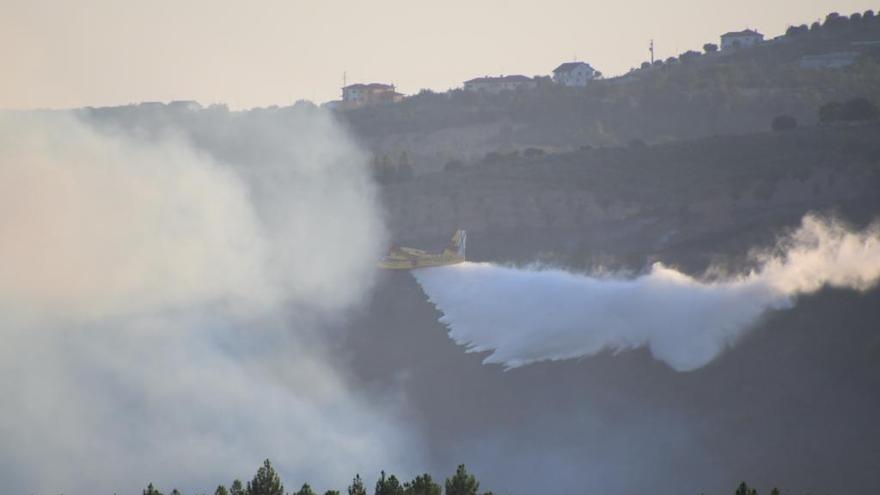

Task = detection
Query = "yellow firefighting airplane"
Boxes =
[379,230,467,270]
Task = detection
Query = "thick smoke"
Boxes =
[0,111,420,494]
[414,216,880,372]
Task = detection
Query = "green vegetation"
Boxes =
[139,462,800,495]
[341,8,880,173]
[141,460,498,495]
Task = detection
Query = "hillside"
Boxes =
[381,122,880,271]
[342,10,880,173]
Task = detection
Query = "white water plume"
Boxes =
[414,216,880,372]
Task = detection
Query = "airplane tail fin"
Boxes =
[446,229,466,258]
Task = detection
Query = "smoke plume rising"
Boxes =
[0,110,420,494]
[414,216,880,371]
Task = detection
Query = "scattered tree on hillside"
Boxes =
[444,465,479,495]
[824,12,847,29]
[215,485,230,495]
[247,459,284,495]
[324,491,341,495]
[347,474,367,495]
[680,50,701,62]
[641,61,651,69]
[403,474,441,495]
[230,480,245,495]
[785,24,808,36]
[770,488,781,495]
[703,43,718,53]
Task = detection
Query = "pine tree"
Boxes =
[170,490,182,495]
[348,474,367,495]
[143,483,164,495]
[230,480,245,495]
[247,459,284,495]
[375,471,404,495]
[444,465,479,495]
[215,486,230,495]
[293,483,317,495]
[403,474,440,495]
[324,491,341,495]
[770,488,780,495]
[735,481,758,495]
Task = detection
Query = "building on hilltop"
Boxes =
[552,62,599,87]
[341,83,404,108]
[463,75,537,94]
[720,29,764,50]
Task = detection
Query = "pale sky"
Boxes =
[1,0,876,109]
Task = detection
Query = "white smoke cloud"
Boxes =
[0,111,419,494]
[414,216,880,372]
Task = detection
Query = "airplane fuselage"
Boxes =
[378,230,467,270]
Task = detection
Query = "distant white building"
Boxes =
[800,52,860,69]
[720,29,764,50]
[463,75,536,94]
[552,62,599,87]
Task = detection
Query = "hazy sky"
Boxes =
[1,0,876,109]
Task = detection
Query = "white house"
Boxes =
[552,62,598,87]
[720,29,764,50]
[463,75,537,94]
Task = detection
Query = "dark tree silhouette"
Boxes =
[293,483,317,495]
[375,471,404,495]
[403,473,441,495]
[347,474,367,495]
[247,459,284,495]
[143,483,164,495]
[735,481,758,495]
[444,465,479,495]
